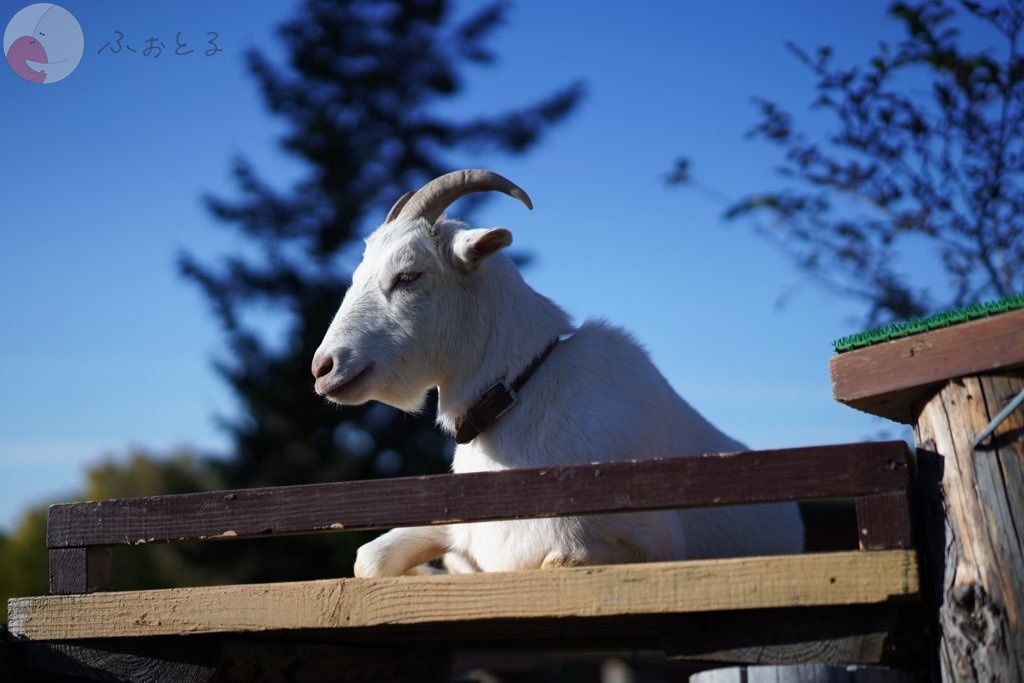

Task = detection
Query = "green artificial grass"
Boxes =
[833,294,1024,354]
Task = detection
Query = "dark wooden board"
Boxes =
[49,548,112,595]
[11,605,925,682]
[22,638,218,683]
[48,442,910,549]
[856,492,913,551]
[266,604,924,666]
[830,307,1024,423]
[659,605,926,666]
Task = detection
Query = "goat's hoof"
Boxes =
[540,551,587,570]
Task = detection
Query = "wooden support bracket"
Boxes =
[49,548,112,595]
[855,492,913,551]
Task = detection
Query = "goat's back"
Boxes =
[455,320,804,560]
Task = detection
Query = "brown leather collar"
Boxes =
[454,339,560,444]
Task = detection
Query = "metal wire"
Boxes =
[971,386,1024,450]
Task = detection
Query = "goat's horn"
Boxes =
[397,169,533,225]
[385,191,415,224]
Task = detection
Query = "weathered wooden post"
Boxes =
[831,306,1024,681]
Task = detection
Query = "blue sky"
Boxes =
[0,0,927,527]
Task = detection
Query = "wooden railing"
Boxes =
[9,306,1020,681]
[43,441,913,595]
[6,440,923,681]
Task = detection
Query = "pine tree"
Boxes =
[179,0,581,581]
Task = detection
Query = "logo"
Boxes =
[4,4,83,84]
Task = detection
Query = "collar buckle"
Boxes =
[455,381,518,445]
[478,381,519,422]
[454,338,560,445]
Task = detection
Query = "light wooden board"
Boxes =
[8,551,918,641]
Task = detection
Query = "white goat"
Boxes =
[312,170,803,577]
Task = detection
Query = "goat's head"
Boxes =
[311,169,532,411]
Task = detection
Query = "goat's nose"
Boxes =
[312,352,334,380]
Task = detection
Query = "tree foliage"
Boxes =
[0,507,47,623]
[2,1,581,608]
[0,450,219,621]
[175,0,581,582]
[676,0,1024,324]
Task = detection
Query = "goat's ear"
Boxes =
[452,228,512,271]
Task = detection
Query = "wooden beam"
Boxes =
[659,604,925,666]
[855,492,913,551]
[21,638,218,683]
[830,307,1024,422]
[8,551,919,641]
[19,638,449,683]
[9,607,923,681]
[47,442,910,549]
[48,548,111,595]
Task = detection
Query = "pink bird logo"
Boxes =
[4,4,83,85]
[7,34,48,83]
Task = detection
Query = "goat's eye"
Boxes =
[390,271,422,292]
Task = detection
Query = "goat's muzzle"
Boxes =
[312,352,334,380]
[312,349,374,400]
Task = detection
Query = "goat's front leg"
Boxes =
[354,526,450,578]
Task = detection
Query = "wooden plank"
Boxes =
[18,633,920,683]
[250,607,921,665]
[48,548,112,595]
[22,639,218,683]
[216,640,450,683]
[830,308,1024,423]
[47,442,910,549]
[659,604,925,666]
[4,609,927,676]
[278,607,919,663]
[7,551,919,641]
[855,493,913,550]
[20,639,448,683]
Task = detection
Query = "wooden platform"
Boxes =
[6,443,925,679]
[830,307,1024,422]
[9,551,918,642]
